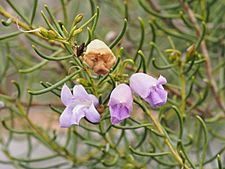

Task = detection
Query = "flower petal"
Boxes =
[61,84,73,106]
[84,103,101,123]
[110,104,130,125]
[108,84,132,124]
[157,75,167,85]
[108,84,133,111]
[111,117,121,125]
[156,87,168,105]
[73,85,91,101]
[130,73,157,98]
[59,106,73,128]
[145,87,168,108]
[86,39,112,53]
[71,105,86,125]
[89,94,99,107]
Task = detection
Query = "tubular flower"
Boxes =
[83,39,116,75]
[59,84,100,127]
[108,84,133,124]
[130,73,167,108]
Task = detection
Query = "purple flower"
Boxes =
[108,84,133,124]
[130,73,167,108]
[59,84,100,127]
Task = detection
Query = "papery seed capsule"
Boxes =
[83,39,116,75]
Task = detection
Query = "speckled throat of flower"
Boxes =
[83,39,116,75]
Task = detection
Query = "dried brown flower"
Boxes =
[83,39,116,75]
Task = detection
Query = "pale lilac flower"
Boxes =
[108,84,133,124]
[59,84,100,127]
[130,73,167,108]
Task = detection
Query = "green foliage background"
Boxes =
[0,0,225,168]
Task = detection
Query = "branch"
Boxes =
[0,5,40,36]
[0,5,61,47]
[179,0,225,114]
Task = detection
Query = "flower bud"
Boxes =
[76,78,90,87]
[186,44,196,61]
[165,49,181,63]
[169,51,180,62]
[83,39,116,75]
[72,14,83,26]
[123,164,135,169]
[48,30,58,39]
[1,18,12,26]
[39,27,49,37]
[127,154,134,162]
[72,28,82,36]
